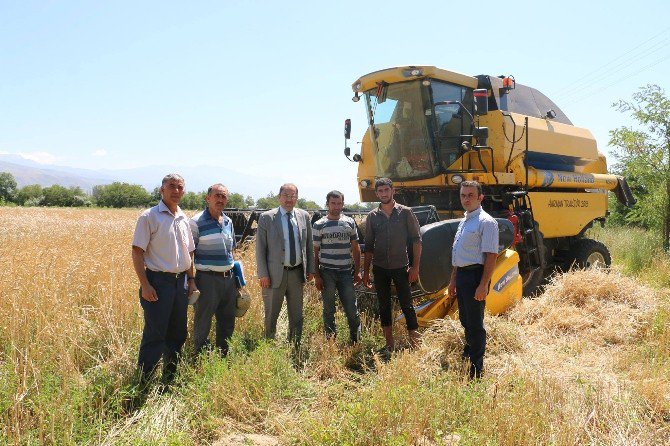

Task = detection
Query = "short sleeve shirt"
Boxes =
[132,200,195,273]
[452,207,499,267]
[313,215,357,270]
[365,203,421,270]
[189,208,236,272]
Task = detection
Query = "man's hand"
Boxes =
[362,272,372,289]
[307,273,315,282]
[407,265,419,283]
[141,283,158,302]
[447,281,457,298]
[474,283,488,301]
[259,276,271,288]
[353,271,363,286]
[187,280,198,297]
[314,275,323,291]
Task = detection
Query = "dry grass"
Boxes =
[1,207,670,445]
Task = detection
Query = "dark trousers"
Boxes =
[194,272,237,355]
[138,270,188,382]
[455,266,486,378]
[373,265,419,331]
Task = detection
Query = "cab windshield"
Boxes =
[364,81,437,180]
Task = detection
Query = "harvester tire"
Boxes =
[565,238,611,270]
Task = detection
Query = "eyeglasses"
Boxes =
[280,194,298,199]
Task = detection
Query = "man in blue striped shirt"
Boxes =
[448,180,499,379]
[313,190,361,343]
[189,183,238,356]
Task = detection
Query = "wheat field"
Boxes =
[1,207,669,445]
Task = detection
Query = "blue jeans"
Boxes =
[320,268,361,343]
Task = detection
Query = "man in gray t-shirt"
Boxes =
[313,190,361,343]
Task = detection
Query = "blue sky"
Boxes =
[1,0,669,202]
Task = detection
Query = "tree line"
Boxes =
[0,176,374,211]
[1,84,666,248]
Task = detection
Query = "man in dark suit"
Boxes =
[255,183,315,346]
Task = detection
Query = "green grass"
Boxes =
[589,225,670,287]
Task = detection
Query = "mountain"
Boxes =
[0,158,115,192]
[0,154,281,197]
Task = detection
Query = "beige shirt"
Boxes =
[132,200,195,273]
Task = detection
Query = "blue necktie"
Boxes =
[287,213,297,266]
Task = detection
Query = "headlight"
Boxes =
[360,180,371,188]
[451,175,463,185]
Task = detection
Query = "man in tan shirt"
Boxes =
[131,173,196,384]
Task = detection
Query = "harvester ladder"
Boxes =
[508,193,546,274]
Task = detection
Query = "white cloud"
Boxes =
[18,151,57,164]
[92,149,108,157]
[0,151,8,155]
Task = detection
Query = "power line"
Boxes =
[561,52,670,106]
[557,27,670,97]
[556,37,670,100]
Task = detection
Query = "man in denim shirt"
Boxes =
[189,184,237,356]
[448,180,499,379]
[313,190,361,344]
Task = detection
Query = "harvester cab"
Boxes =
[344,66,636,325]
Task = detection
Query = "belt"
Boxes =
[197,269,234,278]
[458,264,483,271]
[147,269,187,279]
[284,263,303,270]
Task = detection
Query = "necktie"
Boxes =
[286,213,297,266]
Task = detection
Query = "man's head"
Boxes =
[278,183,299,212]
[374,177,395,205]
[205,183,229,215]
[325,190,344,218]
[459,180,484,212]
[160,173,185,207]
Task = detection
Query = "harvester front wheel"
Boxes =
[565,238,611,270]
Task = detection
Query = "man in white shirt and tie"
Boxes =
[255,183,315,347]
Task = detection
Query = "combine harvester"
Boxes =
[343,66,636,326]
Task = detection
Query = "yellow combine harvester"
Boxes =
[344,66,635,326]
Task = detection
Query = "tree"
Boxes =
[610,84,670,251]
[0,172,17,202]
[151,186,161,203]
[345,201,378,211]
[180,191,206,210]
[93,182,153,208]
[41,185,89,207]
[227,192,255,209]
[297,198,320,210]
[255,191,280,209]
[16,184,43,206]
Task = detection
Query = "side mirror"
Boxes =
[344,147,351,157]
[344,119,351,140]
[474,89,488,116]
